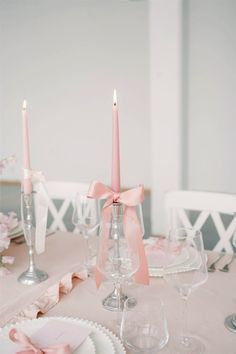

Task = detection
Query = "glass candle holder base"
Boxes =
[225,314,236,333]
[102,287,136,311]
[18,267,48,285]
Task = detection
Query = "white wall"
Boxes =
[150,0,183,235]
[150,0,236,235]
[187,0,236,193]
[0,0,151,189]
[0,18,3,157]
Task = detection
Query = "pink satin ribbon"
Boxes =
[87,180,149,287]
[9,328,72,354]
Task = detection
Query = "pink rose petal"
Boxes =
[2,256,14,264]
[0,237,10,252]
[0,267,10,276]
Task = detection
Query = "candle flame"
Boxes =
[22,99,27,110]
[113,89,117,105]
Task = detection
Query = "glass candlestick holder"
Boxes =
[18,191,48,285]
[98,203,139,311]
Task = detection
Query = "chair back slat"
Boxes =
[165,190,236,253]
[35,180,89,232]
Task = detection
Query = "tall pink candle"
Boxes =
[22,100,32,194]
[111,89,120,192]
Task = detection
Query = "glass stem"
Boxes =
[28,243,35,272]
[181,296,189,345]
[25,194,36,272]
[84,235,89,268]
[81,230,89,270]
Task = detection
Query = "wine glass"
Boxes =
[97,203,140,315]
[163,227,208,353]
[72,193,100,274]
[121,293,169,353]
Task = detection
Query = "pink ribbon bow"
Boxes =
[87,180,149,287]
[9,328,72,354]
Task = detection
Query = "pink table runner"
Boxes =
[0,232,87,327]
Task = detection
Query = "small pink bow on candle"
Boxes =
[87,180,149,288]
[9,328,72,354]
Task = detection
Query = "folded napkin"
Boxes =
[9,328,71,354]
[7,319,92,354]
[145,237,181,267]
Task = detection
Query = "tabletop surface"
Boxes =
[1,231,236,354]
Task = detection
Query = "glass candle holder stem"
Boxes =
[18,192,48,285]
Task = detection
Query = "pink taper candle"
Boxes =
[111,89,120,192]
[22,100,32,194]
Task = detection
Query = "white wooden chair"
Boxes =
[165,190,236,253]
[35,181,89,232]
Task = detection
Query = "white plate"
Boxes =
[100,326,126,354]
[147,242,202,277]
[1,317,117,354]
[145,237,189,273]
[8,223,23,239]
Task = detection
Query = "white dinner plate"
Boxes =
[145,238,203,277]
[101,327,126,354]
[8,223,23,239]
[1,317,118,354]
[145,237,189,272]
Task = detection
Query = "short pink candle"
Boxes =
[111,89,120,193]
[22,100,32,194]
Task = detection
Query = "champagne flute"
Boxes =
[72,193,100,274]
[164,227,208,353]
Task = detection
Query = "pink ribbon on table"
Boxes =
[9,328,71,354]
[87,180,149,288]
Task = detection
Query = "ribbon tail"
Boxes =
[124,207,149,285]
[95,267,103,289]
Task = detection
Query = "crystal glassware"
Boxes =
[120,293,169,353]
[72,193,100,274]
[163,227,208,353]
[225,313,236,333]
[99,202,144,311]
[18,192,48,285]
[97,203,140,312]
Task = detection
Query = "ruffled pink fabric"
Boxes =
[8,270,87,325]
